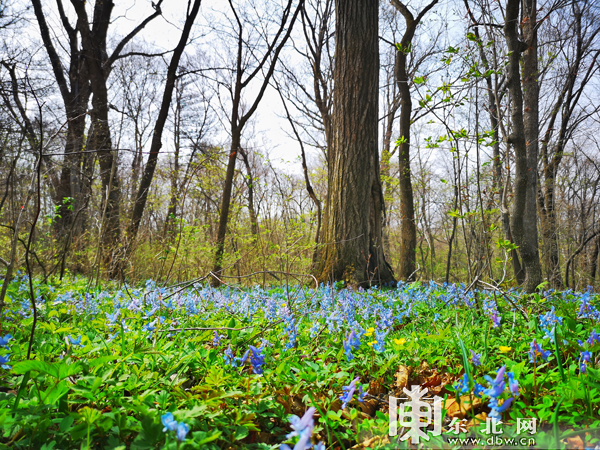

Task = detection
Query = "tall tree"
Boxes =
[210,0,304,286]
[504,0,542,292]
[31,0,91,239]
[70,0,163,277]
[538,0,600,288]
[128,0,203,252]
[314,0,395,286]
[390,0,438,281]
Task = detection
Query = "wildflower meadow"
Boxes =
[0,275,599,449]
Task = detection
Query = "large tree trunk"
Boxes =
[504,0,542,292]
[314,0,394,287]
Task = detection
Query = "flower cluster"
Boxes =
[481,365,518,421]
[280,407,325,450]
[528,339,551,363]
[343,330,360,361]
[339,376,367,409]
[161,412,189,442]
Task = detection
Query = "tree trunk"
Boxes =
[212,137,240,285]
[390,0,438,281]
[504,0,542,292]
[314,0,394,287]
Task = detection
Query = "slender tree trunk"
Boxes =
[391,0,438,281]
[128,0,202,250]
[314,0,394,286]
[239,148,259,238]
[212,136,240,284]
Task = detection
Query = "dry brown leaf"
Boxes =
[394,365,411,392]
[566,435,584,450]
[444,396,482,419]
[467,412,487,429]
[359,398,378,416]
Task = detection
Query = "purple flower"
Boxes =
[470,349,482,367]
[580,351,592,374]
[176,422,189,441]
[224,345,237,367]
[528,339,551,363]
[249,345,265,374]
[287,407,315,439]
[282,407,317,450]
[507,372,519,397]
[491,311,501,328]
[483,366,506,398]
[489,397,513,421]
[340,377,360,409]
[213,330,222,346]
[587,330,600,346]
[161,412,178,432]
[358,384,368,403]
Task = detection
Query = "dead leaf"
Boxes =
[394,365,411,392]
[444,396,482,419]
[467,412,487,429]
[359,398,378,416]
[566,435,584,450]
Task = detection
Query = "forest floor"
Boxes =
[0,275,599,449]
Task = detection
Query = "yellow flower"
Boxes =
[499,346,512,353]
[364,327,375,337]
[394,338,406,346]
[367,341,377,347]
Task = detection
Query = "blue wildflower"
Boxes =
[224,345,237,367]
[249,345,265,374]
[0,334,12,349]
[474,382,485,398]
[340,376,360,409]
[357,384,368,403]
[587,330,600,346]
[528,339,551,363]
[213,330,223,346]
[176,422,189,441]
[580,351,592,374]
[489,397,513,421]
[0,354,10,370]
[67,335,83,347]
[507,372,519,397]
[161,412,178,432]
[491,311,501,328]
[470,349,482,367]
[142,320,156,333]
[483,366,506,398]
[455,373,470,394]
[286,407,315,439]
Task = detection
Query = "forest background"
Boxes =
[1,0,599,294]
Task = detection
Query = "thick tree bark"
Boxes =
[504,0,542,292]
[391,0,438,281]
[31,0,91,238]
[314,0,394,286]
